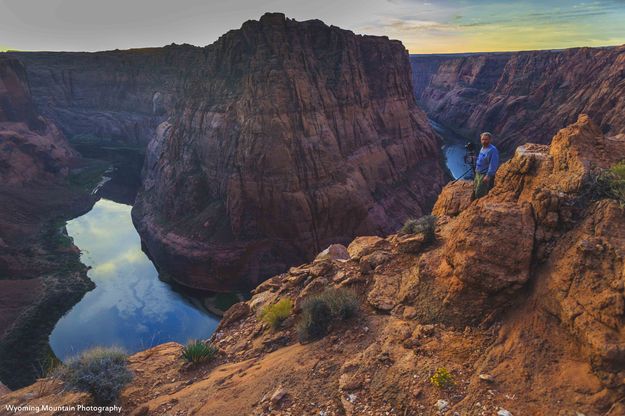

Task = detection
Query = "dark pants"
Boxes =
[473,172,493,199]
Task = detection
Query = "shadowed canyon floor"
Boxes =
[3,115,624,415]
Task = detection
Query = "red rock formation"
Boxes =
[411,46,625,154]
[132,13,446,291]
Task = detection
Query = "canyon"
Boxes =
[9,14,448,292]
[0,12,624,414]
[411,46,625,155]
[2,114,624,415]
[132,13,446,291]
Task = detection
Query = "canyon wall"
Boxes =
[132,13,446,291]
[411,45,625,154]
[0,55,77,184]
[9,46,201,146]
[0,56,96,389]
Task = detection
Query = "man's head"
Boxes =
[480,132,493,147]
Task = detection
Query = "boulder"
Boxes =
[347,236,391,260]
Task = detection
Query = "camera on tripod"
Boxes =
[463,141,476,166]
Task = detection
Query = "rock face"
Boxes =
[9,46,201,146]
[411,45,625,154]
[0,56,77,184]
[0,57,95,390]
[132,13,446,290]
[5,114,624,415]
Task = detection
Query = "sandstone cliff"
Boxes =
[0,56,95,389]
[4,114,624,414]
[132,13,446,291]
[9,46,200,146]
[411,46,625,154]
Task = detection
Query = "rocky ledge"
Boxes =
[4,114,624,415]
[132,13,446,291]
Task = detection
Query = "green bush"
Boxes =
[260,298,294,330]
[181,340,218,364]
[605,162,625,207]
[430,367,454,388]
[586,161,625,207]
[296,288,360,343]
[56,347,133,405]
[399,215,437,242]
[297,297,332,342]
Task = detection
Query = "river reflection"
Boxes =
[50,199,220,360]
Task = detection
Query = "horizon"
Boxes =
[1,0,625,54]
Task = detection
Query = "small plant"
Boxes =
[296,297,332,342]
[296,288,360,342]
[260,298,294,330]
[585,161,625,207]
[317,288,359,320]
[604,162,625,207]
[181,340,218,364]
[430,367,454,388]
[55,347,133,405]
[399,215,437,242]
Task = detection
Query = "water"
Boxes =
[429,119,475,180]
[49,198,221,360]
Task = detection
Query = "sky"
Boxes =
[1,0,624,53]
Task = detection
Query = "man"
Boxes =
[474,132,499,199]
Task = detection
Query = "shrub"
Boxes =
[296,288,360,342]
[56,347,133,405]
[317,288,359,320]
[260,298,294,330]
[181,340,218,364]
[399,215,437,242]
[430,367,454,388]
[605,162,625,207]
[585,162,625,207]
[296,297,332,342]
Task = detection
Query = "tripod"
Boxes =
[451,167,473,184]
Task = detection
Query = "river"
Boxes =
[48,148,233,361]
[429,119,475,180]
[50,123,468,361]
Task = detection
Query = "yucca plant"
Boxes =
[181,340,218,364]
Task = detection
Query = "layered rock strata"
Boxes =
[0,56,95,389]
[132,13,446,290]
[411,46,625,154]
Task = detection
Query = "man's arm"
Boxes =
[487,148,499,178]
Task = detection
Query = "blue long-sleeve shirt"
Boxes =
[476,144,499,177]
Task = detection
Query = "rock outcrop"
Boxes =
[5,114,624,415]
[132,13,446,291]
[411,45,625,154]
[0,56,77,184]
